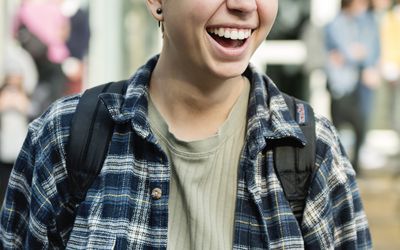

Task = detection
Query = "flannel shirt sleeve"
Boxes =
[1,126,51,249]
[302,116,372,249]
[0,103,70,249]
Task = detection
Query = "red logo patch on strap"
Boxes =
[296,103,307,125]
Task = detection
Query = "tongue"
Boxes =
[212,34,243,48]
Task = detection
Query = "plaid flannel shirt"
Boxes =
[0,56,371,249]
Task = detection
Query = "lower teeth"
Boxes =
[210,33,245,48]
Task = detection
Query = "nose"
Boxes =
[226,0,257,13]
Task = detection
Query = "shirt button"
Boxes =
[151,188,162,200]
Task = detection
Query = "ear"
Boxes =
[146,0,164,21]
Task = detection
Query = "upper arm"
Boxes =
[1,128,39,248]
[0,96,77,249]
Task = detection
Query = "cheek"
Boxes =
[164,2,206,32]
[258,0,278,27]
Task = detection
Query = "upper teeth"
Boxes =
[208,28,252,40]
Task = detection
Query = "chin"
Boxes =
[207,60,249,80]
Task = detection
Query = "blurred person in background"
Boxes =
[0,40,38,204]
[380,0,400,133]
[1,0,372,248]
[14,0,70,119]
[324,0,381,173]
[63,0,90,95]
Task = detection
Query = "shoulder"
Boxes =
[23,94,82,199]
[29,94,81,142]
[324,16,342,38]
[21,94,82,182]
[327,14,345,26]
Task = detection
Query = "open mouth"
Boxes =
[207,28,252,48]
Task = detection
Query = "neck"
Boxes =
[344,6,367,16]
[149,54,247,141]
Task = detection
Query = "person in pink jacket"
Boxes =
[15,0,70,64]
[14,0,70,118]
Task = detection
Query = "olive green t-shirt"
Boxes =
[148,79,250,250]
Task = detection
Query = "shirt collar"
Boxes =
[100,55,306,149]
[99,55,157,140]
[242,66,307,157]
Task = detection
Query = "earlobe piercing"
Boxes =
[156,7,164,35]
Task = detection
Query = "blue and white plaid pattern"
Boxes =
[1,56,371,249]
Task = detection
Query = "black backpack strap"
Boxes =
[66,80,127,202]
[54,80,127,246]
[274,93,316,224]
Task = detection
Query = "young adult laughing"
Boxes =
[1,0,372,249]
